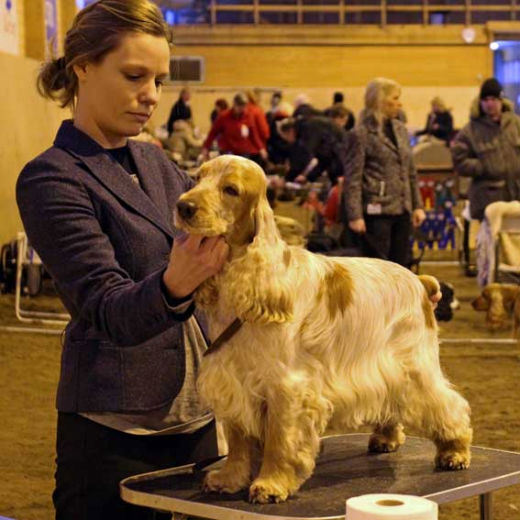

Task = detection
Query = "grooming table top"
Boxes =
[120,433,520,520]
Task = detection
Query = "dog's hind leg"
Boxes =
[405,368,472,471]
[203,423,256,494]
[368,423,406,453]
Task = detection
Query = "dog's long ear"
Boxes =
[472,291,490,311]
[254,194,283,246]
[222,195,294,324]
[500,284,520,311]
[486,289,508,324]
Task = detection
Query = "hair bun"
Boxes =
[56,56,66,70]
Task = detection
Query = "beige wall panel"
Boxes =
[0,53,67,244]
[24,0,45,60]
[171,44,491,88]
[59,0,77,54]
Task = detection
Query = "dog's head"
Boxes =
[176,155,277,247]
[472,283,520,330]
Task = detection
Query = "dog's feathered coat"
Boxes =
[175,155,472,504]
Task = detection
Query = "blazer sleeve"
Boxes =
[408,149,423,210]
[343,129,366,220]
[16,155,189,347]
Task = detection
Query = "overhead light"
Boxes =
[461,26,476,44]
[490,41,500,51]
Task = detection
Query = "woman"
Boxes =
[16,1,228,519]
[416,96,454,143]
[343,77,425,267]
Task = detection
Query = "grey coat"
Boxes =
[343,111,422,221]
[16,120,207,413]
[451,98,520,220]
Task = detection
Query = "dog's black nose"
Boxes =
[177,200,197,220]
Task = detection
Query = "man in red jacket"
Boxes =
[246,89,270,148]
[202,93,267,166]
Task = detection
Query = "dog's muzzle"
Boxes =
[177,200,197,221]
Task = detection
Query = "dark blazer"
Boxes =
[16,120,206,412]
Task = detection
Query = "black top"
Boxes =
[106,145,138,176]
[383,118,398,148]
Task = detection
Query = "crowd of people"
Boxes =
[15,1,520,519]
[159,76,520,269]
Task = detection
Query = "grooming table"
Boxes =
[120,433,520,520]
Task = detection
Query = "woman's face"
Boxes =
[381,88,402,119]
[74,32,170,148]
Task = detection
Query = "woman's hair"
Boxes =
[215,98,229,111]
[431,96,448,112]
[37,0,172,108]
[362,77,401,126]
[364,77,401,112]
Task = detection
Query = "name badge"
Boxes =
[366,203,382,215]
[241,124,249,138]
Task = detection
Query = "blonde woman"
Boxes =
[416,95,454,142]
[343,77,425,266]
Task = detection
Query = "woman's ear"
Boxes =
[72,62,88,81]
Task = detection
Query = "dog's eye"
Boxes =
[223,186,239,197]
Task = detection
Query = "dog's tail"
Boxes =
[418,274,442,305]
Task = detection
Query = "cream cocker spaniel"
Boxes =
[175,155,472,504]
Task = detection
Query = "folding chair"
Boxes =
[14,232,69,326]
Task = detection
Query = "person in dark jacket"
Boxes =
[167,87,192,135]
[451,78,520,221]
[324,91,356,131]
[16,2,229,519]
[343,77,425,267]
[278,115,348,186]
[292,93,323,119]
[415,96,454,143]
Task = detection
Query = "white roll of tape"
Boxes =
[346,494,438,520]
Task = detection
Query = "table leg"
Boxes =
[479,492,493,520]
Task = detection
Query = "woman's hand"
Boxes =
[349,218,366,234]
[412,208,426,228]
[162,234,229,298]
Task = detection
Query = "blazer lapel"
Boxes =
[128,140,172,232]
[54,121,174,239]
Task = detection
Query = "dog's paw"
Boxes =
[202,468,249,494]
[249,479,289,504]
[435,450,471,470]
[368,428,405,453]
[368,438,400,453]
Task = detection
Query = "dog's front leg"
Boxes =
[203,423,255,494]
[249,396,323,504]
